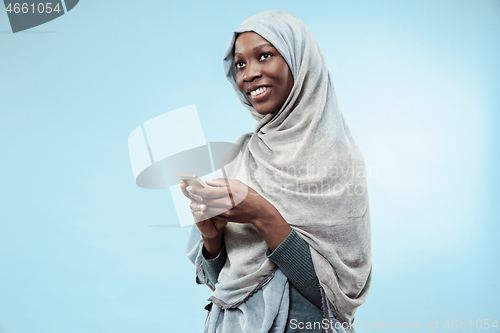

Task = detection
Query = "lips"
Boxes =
[246,84,269,95]
[248,86,271,101]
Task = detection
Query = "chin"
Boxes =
[254,106,277,115]
[256,111,273,115]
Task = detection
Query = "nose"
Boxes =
[243,60,262,82]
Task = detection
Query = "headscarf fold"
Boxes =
[187,9,371,326]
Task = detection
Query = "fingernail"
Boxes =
[186,186,193,193]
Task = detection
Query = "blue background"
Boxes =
[1,0,498,332]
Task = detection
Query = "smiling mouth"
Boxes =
[248,87,270,101]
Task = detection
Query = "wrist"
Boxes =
[202,233,224,259]
[253,216,272,232]
[253,210,292,252]
[252,204,284,231]
[254,214,290,236]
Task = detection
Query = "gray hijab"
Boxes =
[187,9,371,327]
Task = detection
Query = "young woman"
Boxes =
[181,10,372,333]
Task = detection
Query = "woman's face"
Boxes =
[233,32,294,115]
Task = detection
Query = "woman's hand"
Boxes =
[187,178,292,251]
[186,178,267,224]
[179,181,226,258]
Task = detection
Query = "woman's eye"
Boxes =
[235,53,270,69]
[260,53,271,61]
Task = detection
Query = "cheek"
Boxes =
[282,66,294,94]
[235,74,242,88]
[277,64,292,87]
[278,68,293,98]
[235,76,245,94]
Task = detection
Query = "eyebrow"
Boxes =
[234,43,274,58]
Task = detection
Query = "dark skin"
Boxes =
[179,32,294,259]
[234,32,294,115]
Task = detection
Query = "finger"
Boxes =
[185,191,203,202]
[180,181,192,198]
[188,191,203,202]
[205,178,229,187]
[198,196,233,209]
[187,185,231,200]
[213,215,230,223]
[212,215,230,228]
[182,189,201,202]
[206,178,242,188]
[191,209,207,223]
[181,182,204,202]
[189,201,206,211]
[204,206,232,218]
[204,179,237,207]
[206,179,235,207]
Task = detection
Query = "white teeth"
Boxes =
[250,87,267,96]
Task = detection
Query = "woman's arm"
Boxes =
[180,181,227,259]
[251,199,321,307]
[251,196,292,252]
[188,178,322,306]
[202,241,227,289]
[266,228,323,309]
[194,178,292,252]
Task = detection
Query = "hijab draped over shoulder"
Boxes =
[187,9,371,327]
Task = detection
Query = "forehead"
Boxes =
[233,31,276,57]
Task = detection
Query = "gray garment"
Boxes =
[204,269,290,333]
[218,9,372,325]
[187,224,355,333]
[266,228,323,309]
[188,226,289,333]
[202,228,323,333]
[267,229,324,333]
[287,287,323,333]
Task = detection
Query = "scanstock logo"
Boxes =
[3,0,79,33]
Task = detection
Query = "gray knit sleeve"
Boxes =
[266,228,322,309]
[201,242,227,290]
